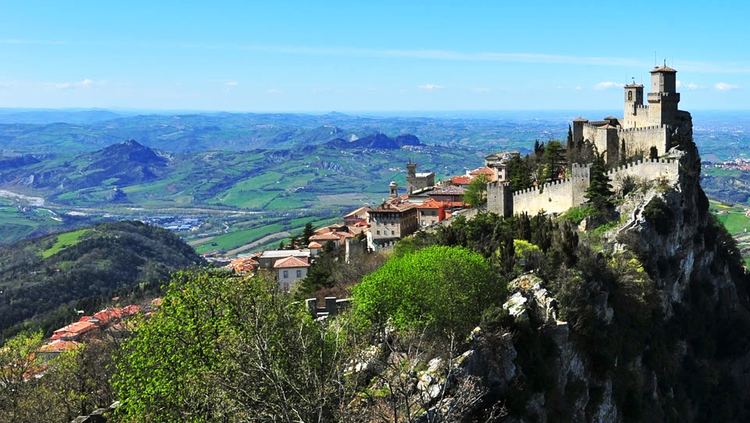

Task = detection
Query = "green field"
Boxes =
[42,228,91,258]
[710,200,750,266]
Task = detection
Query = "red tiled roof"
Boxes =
[50,320,98,340]
[309,232,340,241]
[417,198,446,209]
[450,175,473,185]
[273,256,310,269]
[308,241,323,248]
[469,167,495,176]
[228,257,259,273]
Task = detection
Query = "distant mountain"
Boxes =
[326,133,423,149]
[0,109,125,124]
[0,140,169,194]
[0,221,203,341]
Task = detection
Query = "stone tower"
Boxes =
[487,181,513,217]
[648,64,679,126]
[623,81,644,127]
[389,181,398,198]
[406,160,417,194]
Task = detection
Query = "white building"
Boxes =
[273,256,310,292]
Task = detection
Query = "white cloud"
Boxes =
[418,83,443,92]
[51,78,96,90]
[677,80,701,90]
[715,82,739,91]
[594,81,622,90]
[575,85,583,91]
[224,80,239,87]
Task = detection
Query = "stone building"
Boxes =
[367,200,419,251]
[406,160,436,194]
[487,64,690,218]
[571,64,689,163]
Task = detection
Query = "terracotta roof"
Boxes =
[309,232,341,241]
[335,231,354,239]
[273,256,310,269]
[50,320,98,340]
[417,198,446,209]
[469,167,495,176]
[450,175,473,185]
[228,257,259,273]
[308,241,323,248]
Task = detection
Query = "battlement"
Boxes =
[618,124,666,133]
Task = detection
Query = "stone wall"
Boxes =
[618,125,669,158]
[512,179,576,215]
[509,159,678,216]
[606,158,678,191]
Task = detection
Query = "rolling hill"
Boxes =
[0,221,203,341]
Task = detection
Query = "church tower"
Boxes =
[647,63,680,126]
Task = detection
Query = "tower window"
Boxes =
[628,91,632,101]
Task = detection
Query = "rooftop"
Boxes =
[260,249,311,259]
[417,198,446,209]
[273,256,310,269]
[432,185,466,195]
[651,65,677,73]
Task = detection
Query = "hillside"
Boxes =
[0,221,203,341]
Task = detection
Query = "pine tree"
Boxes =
[302,223,315,244]
[585,152,614,212]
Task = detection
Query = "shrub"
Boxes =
[352,245,500,335]
[643,197,674,235]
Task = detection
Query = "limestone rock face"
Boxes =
[400,117,750,422]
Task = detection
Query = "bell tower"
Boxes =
[406,160,417,194]
[623,79,644,128]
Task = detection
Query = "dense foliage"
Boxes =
[0,221,202,342]
[352,245,497,334]
[113,270,358,423]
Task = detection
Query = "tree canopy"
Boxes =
[352,245,498,334]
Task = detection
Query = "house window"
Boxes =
[283,282,290,292]
[376,230,380,235]
[283,270,288,278]
[296,269,302,278]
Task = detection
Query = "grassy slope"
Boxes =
[710,200,750,266]
[0,221,203,341]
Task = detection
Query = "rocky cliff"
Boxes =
[358,114,750,422]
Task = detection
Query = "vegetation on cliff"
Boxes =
[0,221,203,342]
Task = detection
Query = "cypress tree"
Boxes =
[585,152,614,212]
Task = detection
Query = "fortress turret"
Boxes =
[647,64,680,126]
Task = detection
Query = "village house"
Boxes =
[430,185,466,203]
[417,198,447,227]
[274,256,310,292]
[367,198,419,251]
[257,249,311,269]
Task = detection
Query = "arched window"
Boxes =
[628,91,633,101]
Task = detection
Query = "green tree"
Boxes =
[585,152,614,213]
[302,222,315,244]
[507,155,533,191]
[114,270,355,422]
[352,245,499,335]
[464,174,489,207]
[540,140,565,182]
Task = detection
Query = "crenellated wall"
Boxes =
[509,159,679,216]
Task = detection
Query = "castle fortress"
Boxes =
[488,64,690,217]
[573,63,688,164]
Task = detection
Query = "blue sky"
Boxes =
[0,0,748,111]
